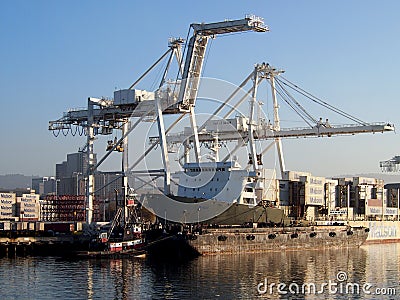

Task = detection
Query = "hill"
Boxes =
[0,174,38,190]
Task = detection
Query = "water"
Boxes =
[0,243,399,299]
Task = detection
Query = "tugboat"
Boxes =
[75,192,147,259]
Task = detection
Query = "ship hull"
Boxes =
[146,226,368,259]
[139,193,286,225]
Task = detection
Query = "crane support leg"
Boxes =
[86,99,95,224]
[155,98,171,194]
[248,68,259,172]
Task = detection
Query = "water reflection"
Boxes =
[0,244,399,299]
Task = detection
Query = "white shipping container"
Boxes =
[21,194,40,201]
[0,204,13,211]
[37,222,45,231]
[76,222,83,231]
[353,177,376,186]
[20,203,39,213]
[282,170,311,181]
[0,193,16,203]
[18,197,37,204]
[21,212,39,219]
[3,222,11,230]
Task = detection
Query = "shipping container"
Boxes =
[353,177,376,186]
[76,222,83,231]
[37,222,45,231]
[282,170,311,181]
[4,222,11,231]
[44,222,74,233]
[0,193,16,203]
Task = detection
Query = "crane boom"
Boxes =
[178,15,268,110]
[150,117,394,145]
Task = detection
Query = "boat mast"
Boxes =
[122,120,129,225]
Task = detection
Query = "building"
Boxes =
[56,151,96,195]
[31,177,56,197]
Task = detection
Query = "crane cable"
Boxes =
[278,76,369,125]
[275,79,318,125]
[52,129,60,137]
[273,81,314,127]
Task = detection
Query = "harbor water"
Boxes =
[0,243,399,299]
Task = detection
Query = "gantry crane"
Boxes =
[380,156,400,172]
[48,15,268,224]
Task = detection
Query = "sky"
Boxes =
[1,0,400,178]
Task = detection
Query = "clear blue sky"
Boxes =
[1,0,399,177]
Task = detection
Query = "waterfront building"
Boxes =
[56,151,96,195]
[45,151,124,221]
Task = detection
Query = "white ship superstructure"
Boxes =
[175,160,256,205]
